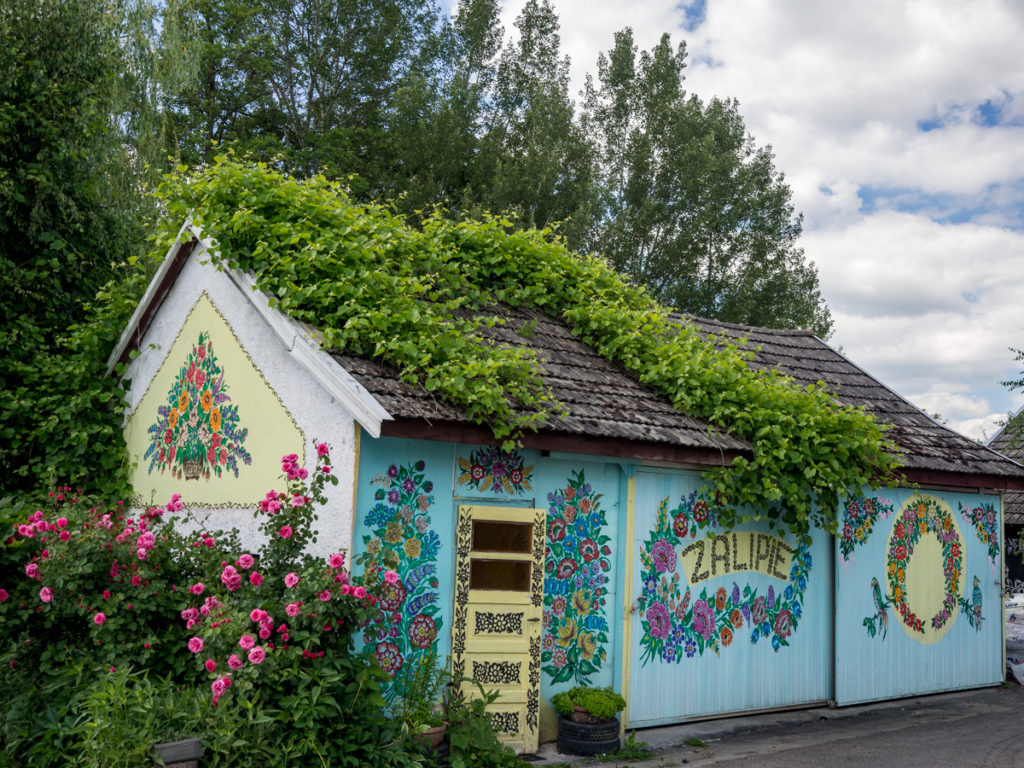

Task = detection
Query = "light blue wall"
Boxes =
[352,436,626,704]
[626,469,833,726]
[835,487,1003,705]
[351,433,1004,722]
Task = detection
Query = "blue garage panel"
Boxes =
[835,488,1003,705]
[627,470,832,726]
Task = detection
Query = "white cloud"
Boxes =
[489,0,1024,436]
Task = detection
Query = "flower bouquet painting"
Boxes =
[144,331,252,481]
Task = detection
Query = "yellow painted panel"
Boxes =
[888,494,964,644]
[678,531,794,586]
[125,293,303,507]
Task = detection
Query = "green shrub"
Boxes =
[551,686,626,721]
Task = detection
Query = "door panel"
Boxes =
[452,505,545,752]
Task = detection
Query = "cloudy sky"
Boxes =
[478,0,1024,441]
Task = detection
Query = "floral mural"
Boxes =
[636,492,812,663]
[361,460,442,702]
[542,470,611,685]
[457,447,533,495]
[144,331,251,480]
[840,495,894,561]
[959,502,1000,564]
[886,497,963,635]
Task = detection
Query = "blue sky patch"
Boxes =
[679,0,707,32]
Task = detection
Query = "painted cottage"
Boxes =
[110,219,1024,752]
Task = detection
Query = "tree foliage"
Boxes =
[0,0,192,501]
[161,158,899,540]
[582,30,831,337]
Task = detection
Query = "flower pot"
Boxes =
[557,715,620,756]
[412,723,447,750]
[154,737,203,768]
[182,459,202,481]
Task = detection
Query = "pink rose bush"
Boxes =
[0,444,424,765]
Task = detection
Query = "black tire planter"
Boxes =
[556,715,620,756]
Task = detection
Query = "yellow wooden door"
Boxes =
[451,504,545,753]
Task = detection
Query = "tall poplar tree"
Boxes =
[583,30,832,337]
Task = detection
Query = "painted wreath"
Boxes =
[636,492,812,664]
[362,460,442,702]
[542,469,611,685]
[887,497,962,634]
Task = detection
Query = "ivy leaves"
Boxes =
[160,157,900,540]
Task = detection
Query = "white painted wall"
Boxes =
[121,243,360,556]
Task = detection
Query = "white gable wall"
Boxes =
[121,241,361,556]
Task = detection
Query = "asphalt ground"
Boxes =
[531,683,1024,767]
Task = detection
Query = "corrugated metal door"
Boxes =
[627,471,832,726]
[835,490,1003,705]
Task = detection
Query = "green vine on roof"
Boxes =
[157,157,902,540]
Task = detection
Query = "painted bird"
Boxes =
[971,576,984,627]
[871,577,890,639]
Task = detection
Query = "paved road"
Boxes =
[536,684,1024,768]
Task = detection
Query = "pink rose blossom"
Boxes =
[103,590,112,600]
[249,571,263,586]
[94,612,106,625]
[353,586,366,599]
[199,604,211,617]
[384,570,399,585]
[291,494,306,508]
[0,589,8,602]
[249,609,267,623]
[239,634,255,650]
[39,587,53,603]
[188,637,205,653]
[237,554,255,570]
[317,442,329,456]
[228,654,243,670]
[211,677,228,696]
[131,575,142,586]
[59,531,70,541]
[328,553,345,569]
[221,565,242,592]
[248,646,266,664]
[322,466,331,474]
[318,590,331,602]
[57,518,67,528]
[205,658,217,672]
[284,572,299,588]
[259,627,271,640]
[285,602,301,617]
[190,583,205,595]
[339,584,352,595]
[24,563,39,579]
[279,526,293,539]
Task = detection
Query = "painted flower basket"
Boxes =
[551,686,625,756]
[153,737,203,768]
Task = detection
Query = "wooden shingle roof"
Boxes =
[334,305,1024,489]
[988,410,1024,524]
[334,305,749,466]
[690,316,1024,488]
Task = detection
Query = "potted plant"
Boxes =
[551,686,626,756]
[395,649,450,749]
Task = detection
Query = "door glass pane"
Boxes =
[472,520,532,553]
[470,559,531,591]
